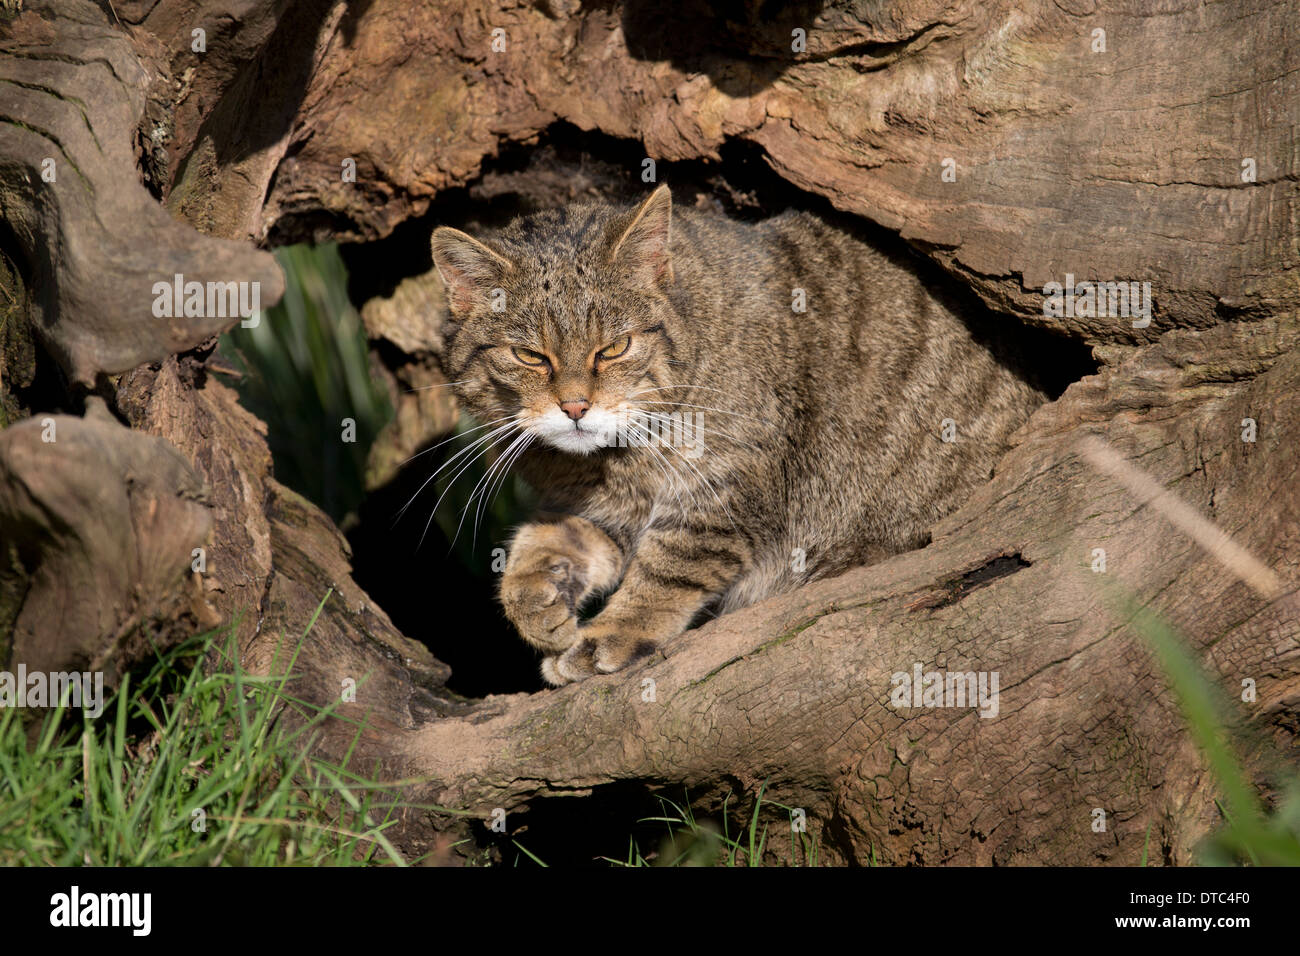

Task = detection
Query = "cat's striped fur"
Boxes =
[430,186,1045,685]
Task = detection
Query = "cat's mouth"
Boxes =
[529,405,623,456]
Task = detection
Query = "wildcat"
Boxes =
[430,185,1045,685]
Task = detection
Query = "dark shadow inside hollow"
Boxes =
[330,123,1100,698]
[0,221,77,424]
[461,776,812,867]
[347,456,543,697]
[611,0,837,97]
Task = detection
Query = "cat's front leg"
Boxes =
[547,526,747,684]
[500,515,622,657]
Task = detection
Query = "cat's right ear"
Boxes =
[431,227,513,317]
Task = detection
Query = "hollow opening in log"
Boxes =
[0,223,74,426]
[227,124,1101,699]
[456,775,840,867]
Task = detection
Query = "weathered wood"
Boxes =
[365,316,1300,865]
[0,0,448,716]
[0,399,216,677]
[245,0,1298,341]
[0,0,1296,865]
[0,0,283,386]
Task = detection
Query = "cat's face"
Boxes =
[432,187,678,455]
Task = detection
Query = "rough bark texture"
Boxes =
[385,315,1300,865]
[0,398,217,676]
[253,0,1300,338]
[0,0,284,385]
[0,0,1296,865]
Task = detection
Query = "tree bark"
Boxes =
[0,0,1296,864]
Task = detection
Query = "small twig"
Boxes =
[1078,435,1284,601]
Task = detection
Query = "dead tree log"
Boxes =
[386,316,1300,865]
[0,0,1296,864]
[1,0,457,721]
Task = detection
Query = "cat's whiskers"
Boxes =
[395,417,522,524]
[629,384,734,399]
[627,410,739,531]
[636,407,764,454]
[423,420,527,550]
[398,412,519,468]
[479,429,535,535]
[637,399,774,430]
[629,386,776,435]
[403,379,468,393]
[657,434,740,532]
[635,434,700,521]
[484,429,530,504]
[396,417,525,548]
[635,407,748,485]
[641,388,863,444]
[486,432,535,514]
[620,415,694,515]
[462,442,516,551]
[457,428,535,551]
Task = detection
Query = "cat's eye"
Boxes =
[511,347,549,367]
[597,335,632,361]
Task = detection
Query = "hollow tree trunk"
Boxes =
[0,0,1296,864]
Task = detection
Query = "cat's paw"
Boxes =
[539,654,568,686]
[500,560,582,653]
[546,633,659,684]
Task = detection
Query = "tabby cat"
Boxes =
[430,185,1044,685]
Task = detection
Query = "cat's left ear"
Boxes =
[609,184,673,289]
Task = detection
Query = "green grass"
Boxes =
[592,782,821,867]
[0,594,458,866]
[1122,595,1300,866]
[504,782,823,867]
[220,243,392,525]
[4,580,1290,867]
[220,242,532,569]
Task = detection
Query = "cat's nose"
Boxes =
[559,398,590,421]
